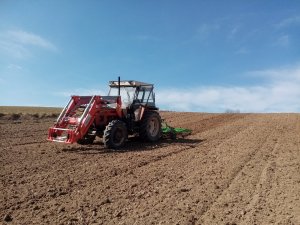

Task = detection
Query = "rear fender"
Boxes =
[134,106,145,121]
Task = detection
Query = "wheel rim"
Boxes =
[113,128,125,145]
[148,117,159,137]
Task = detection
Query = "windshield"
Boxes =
[108,87,136,106]
[135,87,154,103]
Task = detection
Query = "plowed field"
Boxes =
[1,112,300,225]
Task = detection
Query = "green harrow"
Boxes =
[161,121,192,140]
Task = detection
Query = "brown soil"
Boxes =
[1,112,300,225]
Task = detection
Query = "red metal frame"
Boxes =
[48,95,122,144]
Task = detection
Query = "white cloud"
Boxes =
[7,30,57,51]
[51,66,300,113]
[235,47,250,55]
[51,88,108,107]
[0,29,57,58]
[157,65,300,113]
[228,25,241,39]
[275,34,290,47]
[55,88,107,98]
[248,65,300,81]
[0,39,30,59]
[195,23,220,40]
[133,35,160,41]
[276,16,300,28]
[7,64,23,70]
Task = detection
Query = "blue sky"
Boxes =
[1,0,300,112]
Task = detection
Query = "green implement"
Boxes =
[161,121,192,140]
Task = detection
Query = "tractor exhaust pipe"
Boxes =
[118,76,121,96]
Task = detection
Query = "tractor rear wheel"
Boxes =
[103,120,128,149]
[139,111,162,142]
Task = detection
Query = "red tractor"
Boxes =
[48,78,162,149]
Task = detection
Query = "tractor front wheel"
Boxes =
[139,111,162,142]
[103,120,128,149]
[77,124,96,145]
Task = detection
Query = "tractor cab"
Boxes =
[108,80,158,110]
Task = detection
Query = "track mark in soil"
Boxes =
[198,121,280,224]
[182,113,248,135]
[242,159,277,224]
[12,140,48,147]
[60,139,205,186]
[4,131,48,139]
[128,141,202,170]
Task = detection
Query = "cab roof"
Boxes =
[109,80,153,87]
